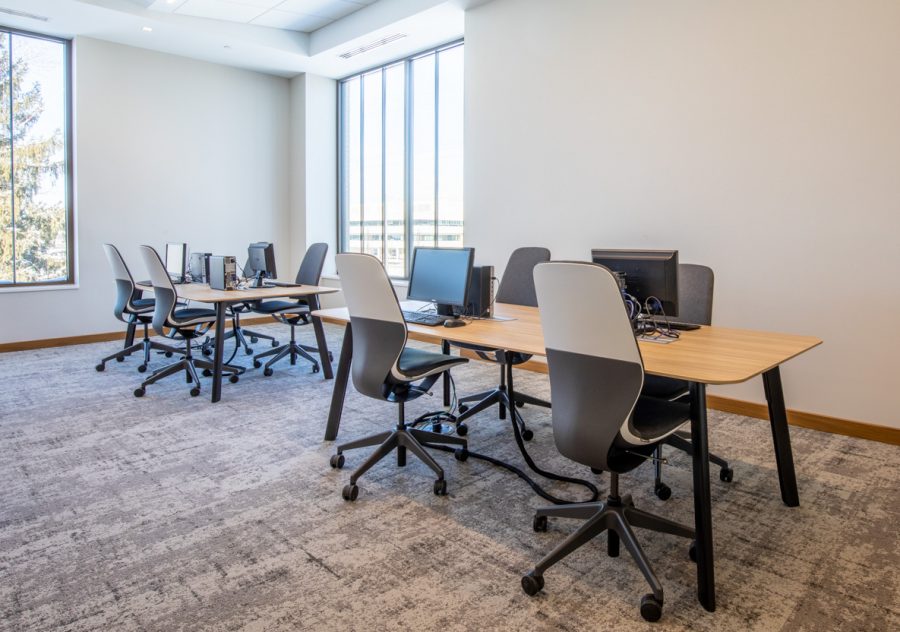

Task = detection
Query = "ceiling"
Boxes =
[0,0,489,78]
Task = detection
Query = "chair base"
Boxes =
[96,324,183,373]
[454,361,548,439]
[252,324,331,375]
[134,347,240,398]
[332,405,468,500]
[653,431,733,500]
[203,326,279,357]
[523,473,694,622]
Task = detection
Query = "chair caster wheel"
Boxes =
[640,594,663,622]
[521,428,534,441]
[133,387,145,397]
[330,454,345,469]
[433,479,448,496]
[271,340,279,347]
[689,540,697,563]
[229,374,239,384]
[454,448,469,462]
[312,364,320,374]
[190,387,201,397]
[263,368,273,377]
[654,482,672,500]
[253,360,262,369]
[165,351,173,358]
[202,369,212,377]
[533,515,548,532]
[328,352,334,361]
[720,467,734,482]
[590,467,603,475]
[455,422,468,436]
[116,356,125,363]
[457,404,469,414]
[137,364,147,373]
[244,348,253,356]
[201,348,212,357]
[95,364,105,372]
[521,572,544,596]
[515,400,524,408]
[250,336,259,344]
[342,484,358,501]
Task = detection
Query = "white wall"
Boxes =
[465,0,900,428]
[0,37,291,344]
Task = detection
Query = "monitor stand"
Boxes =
[435,303,457,317]
[251,271,266,288]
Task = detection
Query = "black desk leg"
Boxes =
[211,303,226,403]
[442,340,451,407]
[312,316,334,380]
[690,382,716,612]
[324,323,353,441]
[763,366,800,507]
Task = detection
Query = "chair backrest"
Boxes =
[296,242,329,285]
[103,243,141,321]
[336,253,408,400]
[534,261,654,471]
[139,245,179,336]
[676,263,714,325]
[495,247,551,307]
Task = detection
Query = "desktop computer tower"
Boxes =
[209,255,238,290]
[466,265,494,318]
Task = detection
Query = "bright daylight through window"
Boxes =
[0,28,73,287]
[339,42,463,278]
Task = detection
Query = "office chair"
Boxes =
[251,243,331,375]
[451,247,552,438]
[641,264,732,500]
[96,244,183,373]
[133,245,240,398]
[329,253,469,500]
[521,261,696,622]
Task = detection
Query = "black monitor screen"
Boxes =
[407,247,474,310]
[165,243,187,280]
[590,249,679,317]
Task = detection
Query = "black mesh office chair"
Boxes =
[452,247,552,438]
[96,244,182,373]
[641,264,732,500]
[329,253,469,500]
[251,243,330,375]
[133,245,240,398]
[522,261,695,622]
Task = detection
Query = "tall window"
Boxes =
[0,28,73,287]
[339,41,463,278]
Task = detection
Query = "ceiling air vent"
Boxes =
[339,33,407,59]
[0,7,50,21]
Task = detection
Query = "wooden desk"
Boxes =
[313,302,822,612]
[139,282,339,402]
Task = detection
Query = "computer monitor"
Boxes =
[247,242,277,287]
[590,249,679,317]
[165,243,187,283]
[407,247,475,316]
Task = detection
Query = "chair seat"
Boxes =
[172,307,217,327]
[641,374,690,400]
[397,347,468,380]
[450,341,532,365]
[132,298,155,309]
[629,395,691,441]
[252,299,308,315]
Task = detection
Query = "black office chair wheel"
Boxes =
[719,467,734,483]
[454,448,469,462]
[654,482,672,501]
[136,364,147,373]
[190,387,201,397]
[244,347,253,356]
[689,540,697,563]
[95,363,105,372]
[457,404,469,414]
[521,572,544,596]
[133,387,145,398]
[521,428,534,441]
[312,364,320,374]
[590,467,603,475]
[455,422,468,436]
[253,360,262,369]
[433,479,448,496]
[116,356,125,363]
[165,351,174,358]
[271,340,279,347]
[533,515,548,532]
[515,400,524,408]
[330,454,345,469]
[263,367,274,377]
[342,484,359,501]
[229,374,239,384]
[201,347,212,357]
[202,369,212,377]
[250,336,259,344]
[328,351,334,362]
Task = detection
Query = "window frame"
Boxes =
[0,25,74,289]
[337,39,463,279]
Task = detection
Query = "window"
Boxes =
[0,27,73,287]
[339,41,463,278]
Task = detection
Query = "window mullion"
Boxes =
[433,51,439,248]
[404,60,414,278]
[380,69,386,266]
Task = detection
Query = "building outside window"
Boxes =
[0,27,73,288]
[338,41,463,278]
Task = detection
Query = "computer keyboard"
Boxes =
[664,321,701,331]
[263,281,303,287]
[402,310,451,326]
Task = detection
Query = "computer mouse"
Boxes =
[443,318,466,328]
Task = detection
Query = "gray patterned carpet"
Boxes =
[1,323,898,631]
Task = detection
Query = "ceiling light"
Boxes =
[0,7,50,21]
[339,34,407,60]
[142,26,153,33]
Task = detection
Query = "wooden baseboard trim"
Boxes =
[458,349,899,446]
[0,316,275,353]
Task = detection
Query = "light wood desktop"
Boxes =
[313,301,822,613]
[138,281,339,402]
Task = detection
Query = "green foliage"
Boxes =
[0,34,67,284]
